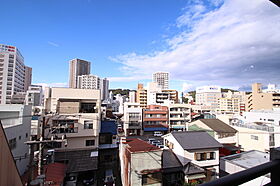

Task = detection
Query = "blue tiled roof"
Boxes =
[101,120,117,135]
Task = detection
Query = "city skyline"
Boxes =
[1,0,280,91]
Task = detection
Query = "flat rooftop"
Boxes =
[222,150,269,169]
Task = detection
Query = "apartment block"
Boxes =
[25,85,43,106]
[44,87,101,149]
[129,91,136,103]
[246,83,280,111]
[24,66,32,92]
[143,105,169,135]
[0,44,27,104]
[169,103,191,131]
[68,58,90,88]
[123,102,142,136]
[152,72,169,90]
[136,83,147,108]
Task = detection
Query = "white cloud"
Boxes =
[182,83,194,92]
[111,0,280,88]
[47,41,59,47]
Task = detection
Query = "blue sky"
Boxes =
[1,0,280,91]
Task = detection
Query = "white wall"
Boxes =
[1,105,32,175]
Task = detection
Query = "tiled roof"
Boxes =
[124,138,160,153]
[199,119,237,133]
[171,131,222,150]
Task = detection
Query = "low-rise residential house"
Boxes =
[143,105,169,135]
[123,102,142,136]
[162,131,222,182]
[220,150,270,185]
[230,119,280,152]
[242,109,280,126]
[119,138,162,186]
[169,103,191,131]
[189,119,238,145]
[0,104,32,175]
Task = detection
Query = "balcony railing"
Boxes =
[201,147,280,186]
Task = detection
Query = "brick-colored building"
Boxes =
[143,105,169,135]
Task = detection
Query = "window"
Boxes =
[26,133,28,138]
[85,140,95,146]
[84,120,93,129]
[195,152,215,161]
[79,102,97,113]
[8,138,17,150]
[142,172,162,185]
[251,135,259,140]
[19,136,21,140]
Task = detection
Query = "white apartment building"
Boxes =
[25,85,43,106]
[152,72,169,90]
[123,102,142,136]
[0,104,32,175]
[78,74,100,89]
[0,44,28,104]
[44,87,101,149]
[128,91,136,103]
[169,103,191,131]
[195,86,222,111]
[77,74,109,101]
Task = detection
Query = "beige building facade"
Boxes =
[68,58,91,88]
[246,83,280,111]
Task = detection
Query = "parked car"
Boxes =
[65,173,78,186]
[154,131,163,136]
[148,138,156,144]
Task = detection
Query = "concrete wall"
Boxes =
[0,105,32,175]
[0,125,22,186]
[131,151,162,186]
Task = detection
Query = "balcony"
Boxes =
[201,147,280,186]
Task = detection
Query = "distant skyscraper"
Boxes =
[69,59,91,88]
[24,66,32,92]
[152,72,169,90]
[100,78,109,101]
[0,44,26,104]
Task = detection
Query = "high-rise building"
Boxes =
[78,74,100,89]
[129,91,136,103]
[152,72,169,90]
[77,75,109,101]
[24,66,32,92]
[0,44,26,104]
[246,83,280,111]
[69,58,91,88]
[136,83,147,108]
[100,78,109,101]
[195,86,222,111]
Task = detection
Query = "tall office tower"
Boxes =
[24,66,32,92]
[69,58,91,88]
[152,72,169,90]
[0,44,26,104]
[100,78,109,101]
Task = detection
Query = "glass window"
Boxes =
[85,140,95,146]
[84,120,93,129]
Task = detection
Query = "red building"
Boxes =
[143,105,169,135]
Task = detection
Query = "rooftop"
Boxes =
[222,150,269,169]
[171,131,222,150]
[199,119,237,133]
[124,138,160,153]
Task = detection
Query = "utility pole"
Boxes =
[38,116,45,176]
